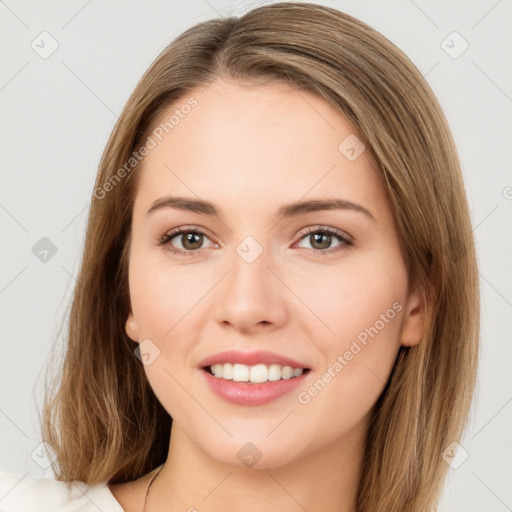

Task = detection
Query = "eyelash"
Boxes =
[157,225,353,258]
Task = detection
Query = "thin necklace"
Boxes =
[142,465,164,512]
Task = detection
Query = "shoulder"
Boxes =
[0,471,124,512]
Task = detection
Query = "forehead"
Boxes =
[133,78,386,220]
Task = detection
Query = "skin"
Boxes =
[109,77,425,512]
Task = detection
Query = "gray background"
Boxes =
[1,0,511,510]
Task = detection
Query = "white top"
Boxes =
[0,471,125,512]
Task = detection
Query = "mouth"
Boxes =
[198,350,313,404]
[202,363,311,384]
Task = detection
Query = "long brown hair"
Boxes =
[40,3,479,511]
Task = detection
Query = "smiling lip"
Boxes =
[200,367,311,406]
[198,350,310,369]
[198,349,312,406]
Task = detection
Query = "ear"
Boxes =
[125,311,140,342]
[400,285,426,347]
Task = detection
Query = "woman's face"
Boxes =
[125,77,424,468]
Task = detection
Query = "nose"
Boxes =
[213,244,289,335]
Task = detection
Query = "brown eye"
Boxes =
[308,232,333,250]
[179,231,204,250]
[296,226,353,256]
[157,227,217,257]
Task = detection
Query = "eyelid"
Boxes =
[160,224,217,242]
[296,224,353,243]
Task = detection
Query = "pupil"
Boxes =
[183,232,202,250]
[311,233,331,250]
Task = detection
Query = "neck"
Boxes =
[147,418,368,512]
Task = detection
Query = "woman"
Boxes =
[0,2,479,511]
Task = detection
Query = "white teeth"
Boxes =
[212,364,224,378]
[281,365,294,379]
[222,363,233,379]
[232,363,249,382]
[249,364,268,383]
[209,363,305,383]
[268,364,282,381]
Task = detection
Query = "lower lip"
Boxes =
[200,368,311,406]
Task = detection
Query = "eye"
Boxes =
[294,226,353,256]
[157,225,353,258]
[157,227,217,257]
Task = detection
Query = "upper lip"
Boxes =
[199,350,310,369]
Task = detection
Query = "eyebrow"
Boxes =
[146,196,376,221]
[146,196,377,221]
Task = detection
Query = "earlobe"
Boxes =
[400,287,426,347]
[125,313,139,342]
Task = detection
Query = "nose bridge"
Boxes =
[232,237,270,291]
[213,235,287,331]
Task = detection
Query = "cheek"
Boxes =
[295,254,406,346]
[127,248,207,412]
[293,256,406,419]
[128,247,209,339]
